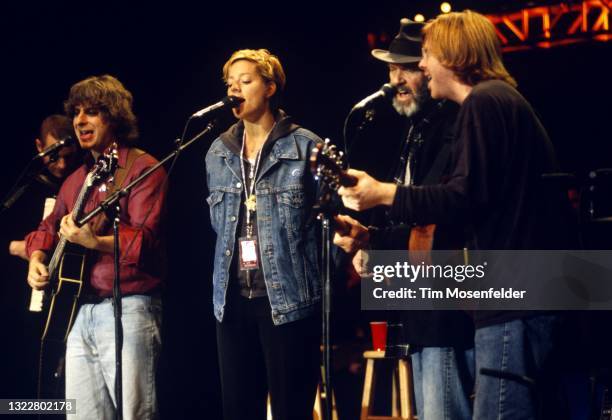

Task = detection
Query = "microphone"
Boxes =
[191,95,245,119]
[34,136,74,160]
[352,84,397,110]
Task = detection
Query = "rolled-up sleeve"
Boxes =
[116,155,167,267]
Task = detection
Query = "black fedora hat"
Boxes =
[371,18,424,64]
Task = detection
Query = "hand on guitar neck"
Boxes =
[59,211,113,253]
[337,169,397,211]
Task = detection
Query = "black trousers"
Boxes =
[216,291,321,420]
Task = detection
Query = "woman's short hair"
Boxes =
[223,49,286,111]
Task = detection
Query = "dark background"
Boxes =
[0,1,610,418]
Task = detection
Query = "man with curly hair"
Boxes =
[25,75,167,419]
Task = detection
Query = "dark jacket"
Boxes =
[389,80,570,327]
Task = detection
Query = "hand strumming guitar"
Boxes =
[333,215,372,277]
[333,214,370,254]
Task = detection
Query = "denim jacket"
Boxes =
[205,112,322,325]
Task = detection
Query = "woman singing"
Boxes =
[205,49,322,420]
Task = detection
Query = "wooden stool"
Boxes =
[360,350,415,420]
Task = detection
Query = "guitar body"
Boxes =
[41,242,87,342]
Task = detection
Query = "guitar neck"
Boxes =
[47,173,93,276]
[47,237,68,277]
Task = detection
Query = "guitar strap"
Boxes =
[109,148,146,194]
[91,147,146,234]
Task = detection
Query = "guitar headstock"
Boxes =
[310,139,356,192]
[87,143,119,191]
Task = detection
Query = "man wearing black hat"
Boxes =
[334,19,474,420]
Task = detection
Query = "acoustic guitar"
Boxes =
[39,145,118,342]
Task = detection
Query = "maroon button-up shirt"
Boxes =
[26,145,167,297]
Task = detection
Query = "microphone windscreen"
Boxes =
[381,83,397,97]
[225,95,245,107]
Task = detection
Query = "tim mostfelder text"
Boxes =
[372,287,526,299]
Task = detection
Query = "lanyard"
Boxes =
[239,123,275,237]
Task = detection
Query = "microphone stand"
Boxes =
[109,202,123,420]
[343,84,396,161]
[77,121,216,420]
[324,101,376,420]
[1,150,59,215]
[320,214,333,420]
[311,189,342,420]
[342,106,377,164]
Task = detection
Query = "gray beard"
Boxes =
[392,97,419,117]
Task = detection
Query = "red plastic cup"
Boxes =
[370,321,387,351]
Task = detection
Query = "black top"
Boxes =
[389,80,571,327]
[370,100,475,348]
[233,159,267,298]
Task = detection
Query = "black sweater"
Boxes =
[390,80,567,327]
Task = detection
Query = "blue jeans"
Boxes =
[65,295,162,420]
[411,347,475,420]
[473,315,557,420]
